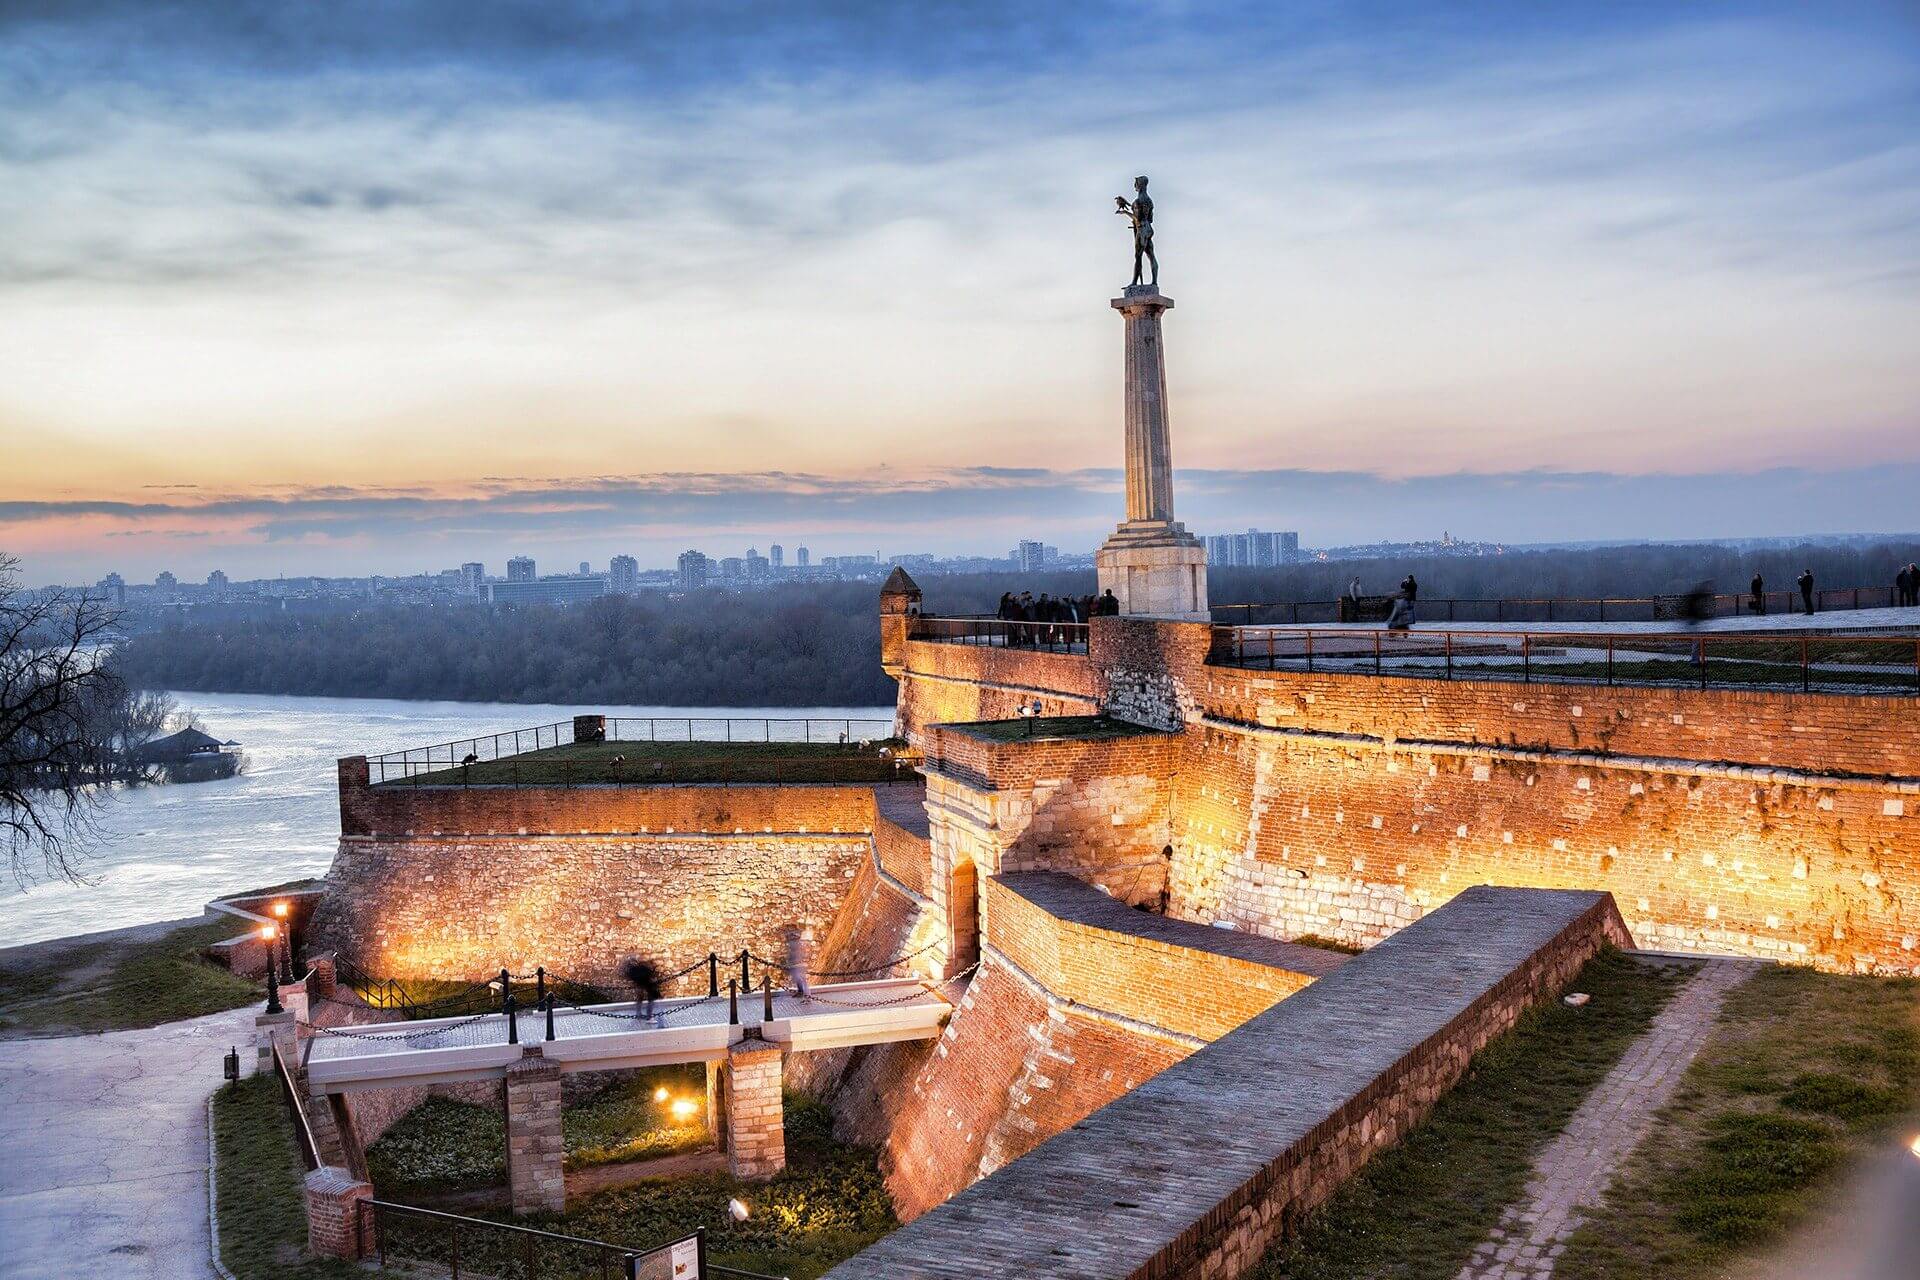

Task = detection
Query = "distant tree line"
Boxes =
[109,539,1920,710]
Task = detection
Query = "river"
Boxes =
[0,692,894,948]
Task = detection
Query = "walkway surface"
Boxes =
[0,1004,254,1280]
[1291,604,1920,636]
[1456,956,1761,1280]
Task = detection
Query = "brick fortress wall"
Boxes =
[312,765,896,987]
[892,616,1920,973]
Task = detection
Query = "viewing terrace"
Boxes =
[363,714,907,787]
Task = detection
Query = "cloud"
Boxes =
[7,463,1920,585]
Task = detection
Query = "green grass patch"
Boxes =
[367,1065,714,1195]
[369,1093,893,1280]
[0,916,262,1036]
[945,715,1163,743]
[1288,933,1364,955]
[395,738,913,787]
[1253,949,1689,1280]
[1555,967,1920,1279]
[211,1073,369,1279]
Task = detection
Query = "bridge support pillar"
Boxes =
[505,1052,565,1215]
[723,1042,786,1180]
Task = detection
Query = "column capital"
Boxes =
[1111,288,1174,313]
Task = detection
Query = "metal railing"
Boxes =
[333,954,420,1014]
[606,716,894,745]
[358,1202,784,1280]
[1211,585,1910,627]
[1207,626,1920,696]
[363,716,900,787]
[269,1041,321,1172]
[909,615,1090,653]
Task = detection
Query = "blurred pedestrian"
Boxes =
[1797,569,1815,615]
[621,957,664,1025]
[1680,581,1714,627]
[1750,573,1765,615]
[784,927,813,999]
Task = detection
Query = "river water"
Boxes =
[0,692,893,948]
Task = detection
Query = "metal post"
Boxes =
[738,949,749,992]
[1373,631,1381,676]
[728,979,739,1026]
[708,952,719,997]
[265,947,283,1014]
[1699,639,1708,689]
[1445,632,1453,679]
[499,968,512,1013]
[762,974,774,1022]
[535,967,546,1005]
[1522,634,1531,683]
[543,994,556,1042]
[1306,632,1314,673]
[1607,637,1614,686]
[505,992,518,1044]
[1803,637,1811,694]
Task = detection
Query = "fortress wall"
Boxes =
[868,870,1341,1222]
[310,832,868,988]
[872,800,933,899]
[336,763,879,839]
[895,639,1098,743]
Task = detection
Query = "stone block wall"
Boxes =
[894,639,1099,745]
[303,1167,373,1260]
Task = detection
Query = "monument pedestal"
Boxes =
[1097,523,1209,621]
[1096,285,1210,620]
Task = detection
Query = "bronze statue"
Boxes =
[1113,175,1158,288]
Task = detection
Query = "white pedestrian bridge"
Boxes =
[304,977,953,1092]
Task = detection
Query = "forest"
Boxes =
[110,538,1920,708]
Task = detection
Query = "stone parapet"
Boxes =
[724,1042,786,1180]
[303,1166,372,1260]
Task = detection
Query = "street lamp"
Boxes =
[260,925,283,1014]
[271,901,294,982]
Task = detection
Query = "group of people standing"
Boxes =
[1746,571,1822,616]
[1898,563,1920,608]
[996,589,1118,645]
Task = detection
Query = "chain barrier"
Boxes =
[307,1009,502,1044]
[797,961,980,1009]
[744,936,942,978]
[556,989,723,1026]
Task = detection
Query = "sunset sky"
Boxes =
[3,1,1918,584]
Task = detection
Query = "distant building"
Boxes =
[1016,540,1048,573]
[460,562,486,595]
[796,546,810,568]
[578,560,591,575]
[205,569,228,592]
[609,554,639,593]
[487,576,608,607]
[677,550,711,590]
[155,571,178,598]
[718,556,745,580]
[506,556,536,582]
[769,544,784,569]
[1204,528,1298,568]
[98,572,125,605]
[745,550,770,582]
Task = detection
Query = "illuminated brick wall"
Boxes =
[894,639,1099,745]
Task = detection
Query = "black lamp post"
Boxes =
[262,927,283,1014]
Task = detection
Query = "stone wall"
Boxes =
[824,887,1631,1279]
[894,639,1099,745]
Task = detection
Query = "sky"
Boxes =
[2,1,1918,584]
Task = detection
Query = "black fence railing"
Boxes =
[333,954,420,1014]
[358,1201,783,1280]
[909,616,1090,653]
[1207,626,1920,696]
[1211,585,1910,626]
[362,716,900,787]
[269,1041,321,1172]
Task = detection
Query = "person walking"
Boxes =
[1897,565,1911,608]
[1797,568,1815,615]
[1902,563,1919,608]
[1750,573,1765,615]
[1400,573,1419,625]
[621,956,664,1026]
[784,927,813,1000]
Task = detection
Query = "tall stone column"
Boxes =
[505,1053,565,1215]
[1096,286,1209,620]
[723,1042,787,1180]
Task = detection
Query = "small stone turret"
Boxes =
[879,566,923,678]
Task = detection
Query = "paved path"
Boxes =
[0,1005,256,1280]
[1295,604,1920,635]
[1456,957,1761,1280]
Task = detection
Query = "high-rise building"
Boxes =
[98,573,125,605]
[486,576,609,607]
[1204,528,1300,568]
[677,550,711,590]
[1016,540,1047,573]
[770,544,784,569]
[506,556,536,582]
[155,571,178,597]
[460,562,486,595]
[207,569,229,592]
[578,560,591,576]
[609,555,638,593]
[744,550,770,582]
[1279,531,1300,563]
[718,556,745,579]
[796,546,810,568]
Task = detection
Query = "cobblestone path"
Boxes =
[1456,957,1762,1280]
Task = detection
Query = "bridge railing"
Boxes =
[1207,626,1920,696]
[358,1202,782,1280]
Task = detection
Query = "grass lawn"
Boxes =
[1554,966,1920,1279]
[368,1064,715,1195]
[211,1073,370,1279]
[1253,949,1690,1280]
[946,715,1164,743]
[0,915,264,1037]
[369,1094,894,1279]
[395,739,914,787]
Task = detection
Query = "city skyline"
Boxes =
[4,2,1918,582]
